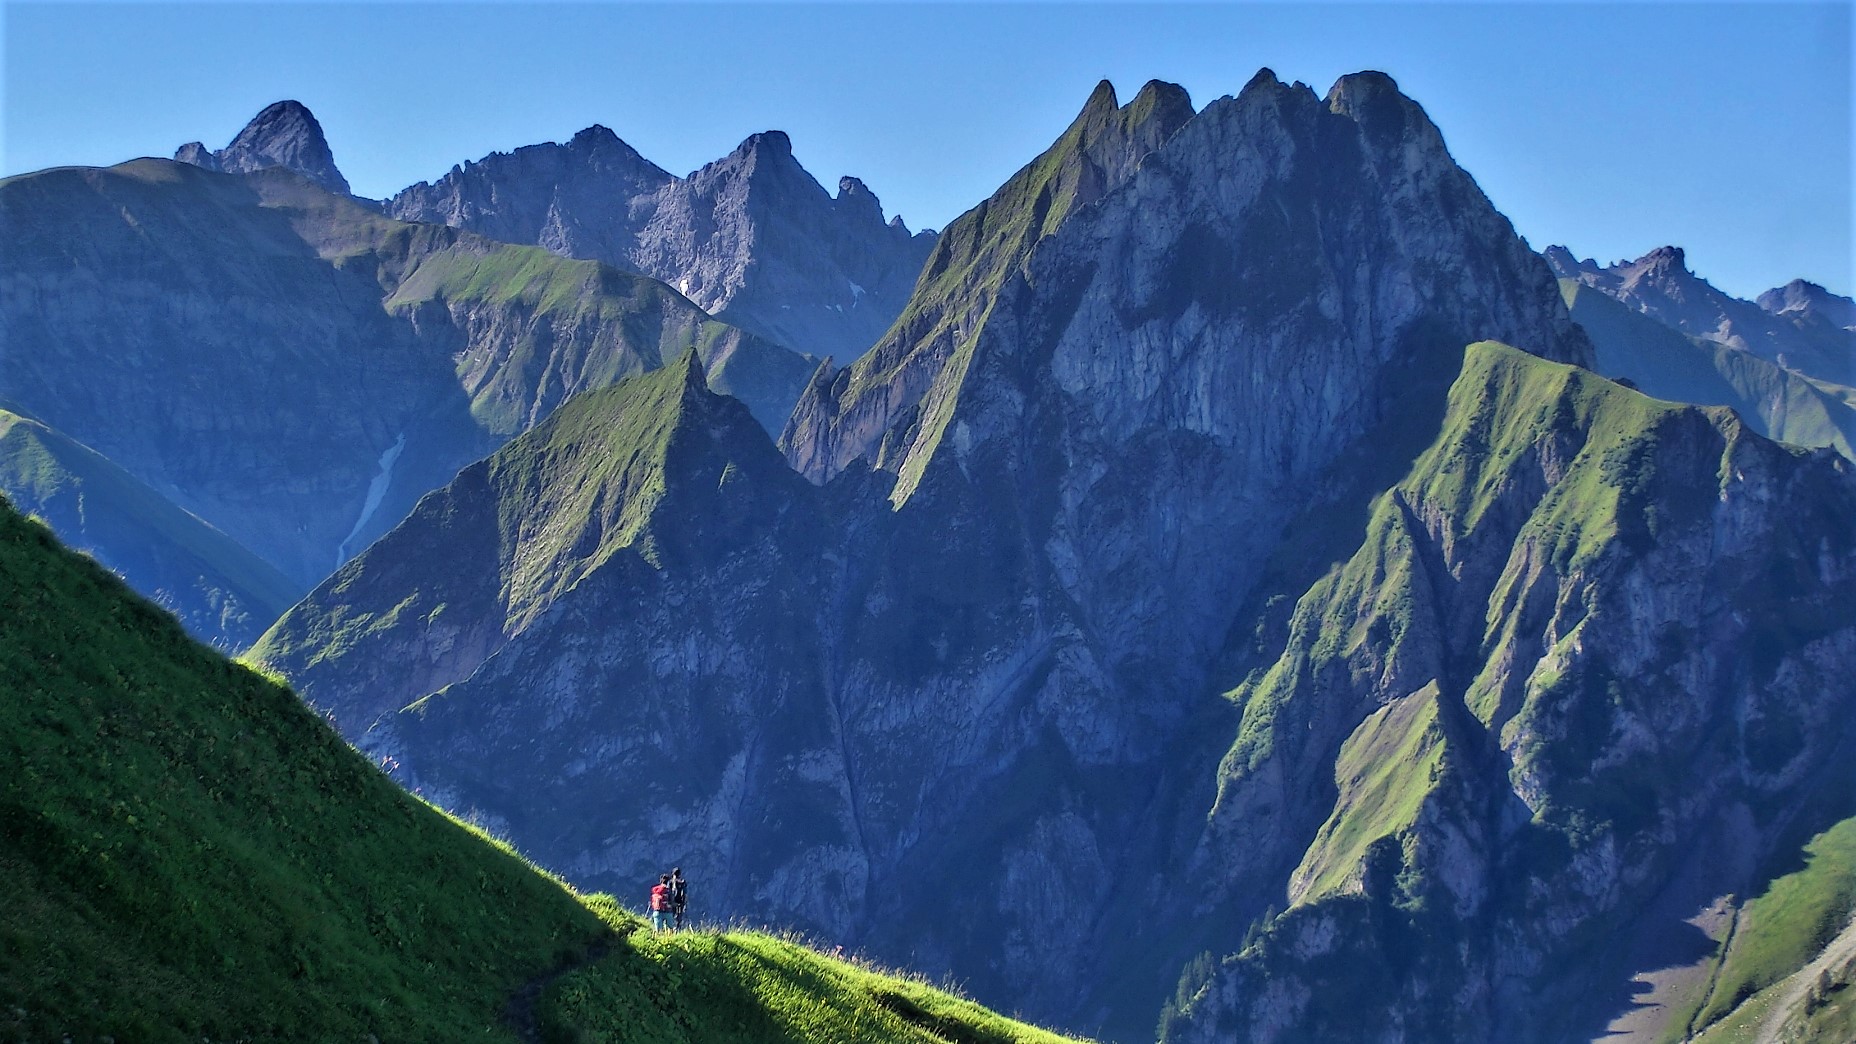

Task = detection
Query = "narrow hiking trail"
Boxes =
[503,932,623,1043]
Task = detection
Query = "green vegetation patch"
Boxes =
[1693,816,1856,1032]
[1290,685,1448,904]
[0,499,606,1041]
[543,917,1088,1044]
[0,409,300,647]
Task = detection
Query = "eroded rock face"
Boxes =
[264,70,1640,1039]
[174,100,352,196]
[390,126,937,363]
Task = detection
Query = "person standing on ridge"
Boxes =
[670,867,688,930]
[649,873,673,933]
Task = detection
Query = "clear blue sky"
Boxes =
[3,2,1849,300]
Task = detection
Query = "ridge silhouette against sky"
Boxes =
[2,1,1848,302]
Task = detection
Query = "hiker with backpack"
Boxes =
[670,867,688,930]
[649,873,673,932]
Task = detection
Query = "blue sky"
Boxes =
[3,2,1849,300]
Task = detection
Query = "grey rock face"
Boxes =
[174,100,351,196]
[389,125,936,364]
[172,141,221,172]
[1546,244,1853,385]
[268,69,1605,1039]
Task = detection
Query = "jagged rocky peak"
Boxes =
[836,175,883,222]
[1639,242,1688,273]
[1760,277,1856,329]
[1069,77,1195,184]
[711,129,802,177]
[174,99,351,196]
[1541,243,1601,279]
[1548,243,1852,384]
[172,141,221,172]
[568,123,620,148]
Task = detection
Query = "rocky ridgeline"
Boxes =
[389,124,937,363]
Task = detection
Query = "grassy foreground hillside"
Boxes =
[0,499,1083,1044]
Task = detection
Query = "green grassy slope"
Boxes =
[1687,817,1856,1041]
[0,497,1087,1043]
[1563,279,1856,461]
[246,351,803,731]
[0,408,298,649]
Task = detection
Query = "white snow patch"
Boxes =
[336,433,406,564]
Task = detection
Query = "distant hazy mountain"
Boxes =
[0,406,297,647]
[1760,277,1856,332]
[0,152,812,635]
[389,125,937,362]
[1557,277,1856,460]
[174,99,352,196]
[1547,244,1854,386]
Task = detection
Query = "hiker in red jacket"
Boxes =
[649,873,673,932]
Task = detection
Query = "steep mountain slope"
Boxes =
[1547,245,1853,387]
[259,69,1603,1039]
[1163,343,1856,1043]
[174,99,352,195]
[249,351,823,737]
[1561,277,1856,460]
[780,77,1197,483]
[390,124,936,361]
[0,496,1086,1044]
[0,157,812,612]
[0,407,296,648]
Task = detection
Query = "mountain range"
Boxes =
[389,124,938,363]
[7,68,1855,1044]
[252,69,1856,1042]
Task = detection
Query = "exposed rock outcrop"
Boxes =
[174,100,351,196]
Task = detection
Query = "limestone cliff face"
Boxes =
[0,158,810,638]
[1163,344,1856,1044]
[264,70,1624,1039]
[389,126,936,363]
[174,100,352,196]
